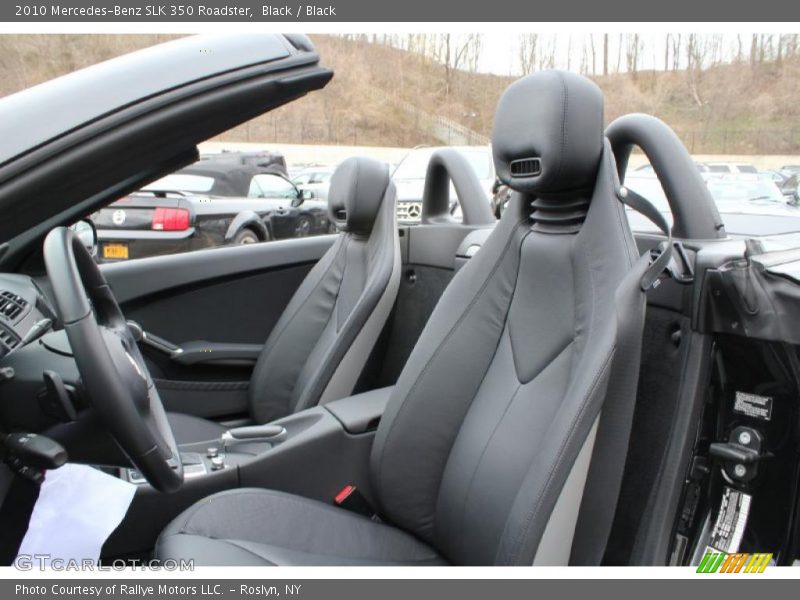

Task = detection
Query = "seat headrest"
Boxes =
[328,157,391,235]
[492,70,604,195]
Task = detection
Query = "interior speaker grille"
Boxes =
[510,157,542,177]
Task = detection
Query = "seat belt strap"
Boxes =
[617,185,674,290]
[569,183,673,565]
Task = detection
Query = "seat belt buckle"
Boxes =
[333,485,378,519]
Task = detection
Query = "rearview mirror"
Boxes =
[69,219,98,257]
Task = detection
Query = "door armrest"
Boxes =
[171,341,263,366]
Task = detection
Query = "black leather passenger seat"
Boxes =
[156,70,652,566]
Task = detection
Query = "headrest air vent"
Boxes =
[510,158,542,177]
[530,197,590,234]
[0,291,28,321]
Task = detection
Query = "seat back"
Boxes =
[370,71,648,565]
[249,157,400,422]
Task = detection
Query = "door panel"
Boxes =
[101,235,336,418]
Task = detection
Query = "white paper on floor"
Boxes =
[16,463,137,564]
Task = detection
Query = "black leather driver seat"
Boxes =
[168,156,401,445]
[156,71,651,565]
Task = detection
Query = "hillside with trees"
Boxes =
[0,33,798,154]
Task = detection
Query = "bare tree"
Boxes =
[537,35,557,70]
[686,34,707,106]
[580,42,589,75]
[518,34,538,75]
[671,34,682,70]
[625,34,641,78]
[603,34,609,75]
[566,34,572,71]
[433,34,482,96]
[464,35,482,73]
[665,33,671,71]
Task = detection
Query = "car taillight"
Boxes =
[152,208,190,231]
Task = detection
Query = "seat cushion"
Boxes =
[167,412,226,446]
[154,488,446,566]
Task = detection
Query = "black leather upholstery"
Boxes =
[492,70,604,195]
[327,157,389,235]
[168,156,400,443]
[156,71,648,565]
[156,489,445,566]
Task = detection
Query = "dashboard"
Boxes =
[0,274,57,363]
[0,274,83,434]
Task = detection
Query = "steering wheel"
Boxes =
[43,227,183,493]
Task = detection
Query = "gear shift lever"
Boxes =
[221,424,288,449]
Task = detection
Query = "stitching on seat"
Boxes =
[497,232,602,563]
[455,359,523,548]
[217,538,279,565]
[499,348,614,565]
[169,489,441,564]
[253,237,348,416]
[180,488,377,535]
[602,143,639,268]
[294,198,396,411]
[256,237,347,370]
[554,71,568,185]
[375,219,528,516]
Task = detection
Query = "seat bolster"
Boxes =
[155,488,445,566]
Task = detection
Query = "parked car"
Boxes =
[760,169,799,199]
[702,162,759,175]
[92,159,331,261]
[291,166,335,200]
[391,145,495,223]
[200,149,287,174]
[636,162,710,173]
[624,172,800,236]
[781,165,800,176]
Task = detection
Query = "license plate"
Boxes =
[102,243,129,260]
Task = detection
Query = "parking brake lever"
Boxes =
[221,424,288,449]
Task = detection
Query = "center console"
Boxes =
[104,386,393,558]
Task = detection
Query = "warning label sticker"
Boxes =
[733,391,773,421]
[708,486,751,554]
